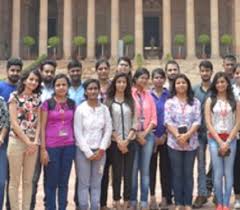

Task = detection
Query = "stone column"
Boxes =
[135,0,143,56]
[210,0,220,58]
[63,0,72,59]
[162,0,171,58]
[87,0,95,59]
[234,0,240,58]
[186,0,196,59]
[39,0,48,56]
[111,0,119,59]
[11,0,21,57]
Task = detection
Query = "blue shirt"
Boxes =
[69,85,85,105]
[0,81,17,102]
[151,88,170,137]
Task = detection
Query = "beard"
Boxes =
[8,75,20,84]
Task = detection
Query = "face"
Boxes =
[152,73,166,88]
[234,67,240,85]
[68,67,82,83]
[85,82,99,100]
[117,60,131,75]
[199,66,213,82]
[223,59,236,78]
[175,78,188,94]
[96,63,110,81]
[24,72,39,92]
[115,77,127,93]
[7,65,22,84]
[41,64,56,84]
[215,76,228,93]
[135,74,149,89]
[54,78,69,97]
[166,64,179,81]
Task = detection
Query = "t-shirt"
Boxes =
[8,92,41,141]
[0,81,17,102]
[41,98,75,148]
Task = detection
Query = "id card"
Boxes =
[58,129,68,137]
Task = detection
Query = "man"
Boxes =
[193,60,213,208]
[222,54,237,81]
[31,59,57,210]
[67,59,85,210]
[0,57,23,210]
[164,60,180,90]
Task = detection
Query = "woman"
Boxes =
[8,69,42,210]
[232,64,240,209]
[149,68,172,209]
[106,73,136,210]
[130,68,157,210]
[164,74,201,210]
[205,72,240,210]
[74,79,112,210]
[116,56,132,79]
[0,96,9,210]
[40,74,76,210]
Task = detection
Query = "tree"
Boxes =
[48,36,60,58]
[73,36,86,59]
[174,34,185,58]
[123,34,134,56]
[220,34,233,55]
[97,35,109,57]
[23,36,35,59]
[197,34,210,58]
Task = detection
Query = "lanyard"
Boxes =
[57,103,65,125]
[137,93,144,131]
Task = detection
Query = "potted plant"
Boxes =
[123,34,134,57]
[23,36,36,59]
[197,34,210,58]
[73,36,86,59]
[174,34,185,59]
[220,34,233,55]
[97,35,109,57]
[48,36,60,58]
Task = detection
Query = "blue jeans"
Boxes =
[208,138,236,207]
[0,142,7,210]
[44,145,75,210]
[168,147,196,206]
[196,132,208,197]
[76,148,106,210]
[130,133,154,208]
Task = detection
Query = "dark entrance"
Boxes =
[144,16,159,47]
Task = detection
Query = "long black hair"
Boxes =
[209,71,236,112]
[106,72,135,114]
[132,67,150,85]
[170,73,194,105]
[17,69,42,94]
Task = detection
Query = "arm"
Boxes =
[226,102,240,143]
[99,106,112,151]
[74,107,94,159]
[0,99,9,145]
[204,97,223,145]
[33,107,41,145]
[145,95,157,135]
[9,100,32,145]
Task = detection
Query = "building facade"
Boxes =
[0,0,240,60]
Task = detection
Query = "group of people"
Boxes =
[0,55,239,210]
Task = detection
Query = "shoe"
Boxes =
[185,206,192,210]
[175,205,184,210]
[223,206,230,210]
[149,196,158,210]
[101,207,111,210]
[235,199,240,209]
[216,205,223,210]
[192,196,208,208]
[212,195,217,206]
[123,201,129,210]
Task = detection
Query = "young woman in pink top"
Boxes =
[130,68,157,210]
[40,74,75,210]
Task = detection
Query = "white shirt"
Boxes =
[232,83,240,102]
[41,84,54,103]
[74,101,112,158]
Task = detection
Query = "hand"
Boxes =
[176,134,188,147]
[219,142,229,154]
[25,142,37,155]
[94,149,105,160]
[0,138,3,146]
[137,132,146,145]
[155,135,167,145]
[117,141,129,154]
[40,149,49,166]
[88,154,97,161]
